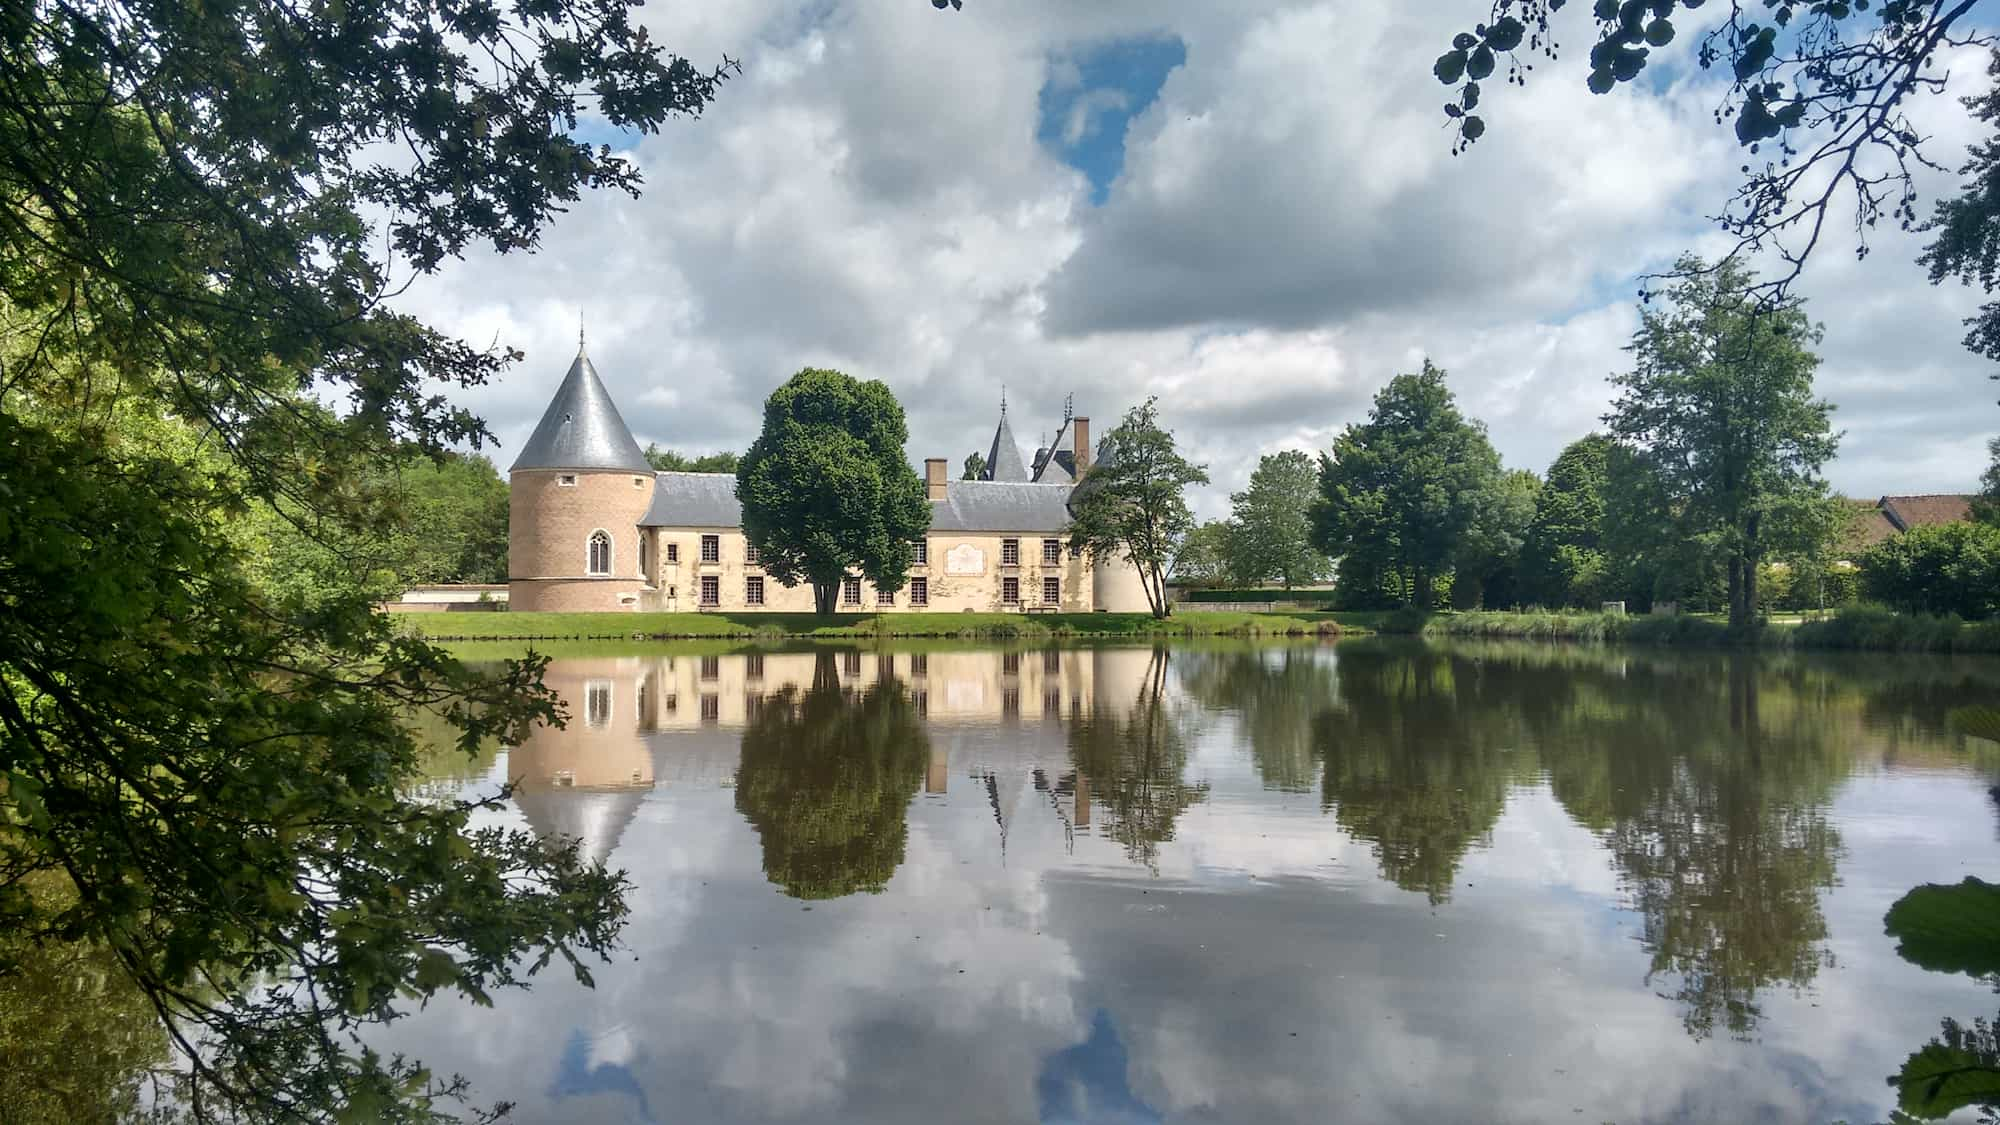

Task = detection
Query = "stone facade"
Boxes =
[507,348,1151,614]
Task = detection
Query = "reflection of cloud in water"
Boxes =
[1037,1009,1162,1125]
[375,644,2000,1125]
[550,1026,654,1123]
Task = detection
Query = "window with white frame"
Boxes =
[587,530,612,576]
[699,575,719,606]
[1002,576,1020,604]
[842,575,862,605]
[666,542,679,563]
[700,534,720,563]
[745,575,765,605]
[745,542,762,566]
[1043,576,1060,604]
[914,539,929,566]
[1042,539,1062,564]
[910,577,928,606]
[1001,538,1020,566]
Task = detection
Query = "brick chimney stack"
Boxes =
[1072,417,1091,472]
[924,457,948,501]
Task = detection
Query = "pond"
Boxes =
[374,638,2000,1124]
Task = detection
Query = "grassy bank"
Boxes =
[394,608,1353,642]
[1401,606,2000,653]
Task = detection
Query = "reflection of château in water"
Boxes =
[506,647,1163,864]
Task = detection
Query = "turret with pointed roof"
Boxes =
[981,392,1030,482]
[510,336,651,474]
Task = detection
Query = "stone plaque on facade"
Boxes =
[945,543,985,576]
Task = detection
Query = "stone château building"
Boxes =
[507,344,1148,613]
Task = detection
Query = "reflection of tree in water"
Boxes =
[1176,646,1337,793]
[734,652,928,900]
[1460,645,1849,1041]
[0,877,171,1123]
[1312,640,1850,1039]
[1311,646,1529,904]
[1067,649,1206,869]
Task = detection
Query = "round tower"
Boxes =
[508,340,657,613]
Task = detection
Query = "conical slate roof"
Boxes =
[983,410,1029,482]
[509,345,652,473]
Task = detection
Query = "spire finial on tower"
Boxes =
[1063,392,1074,423]
[1000,385,1007,419]
[577,316,587,357]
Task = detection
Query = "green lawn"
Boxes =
[392,608,1357,642]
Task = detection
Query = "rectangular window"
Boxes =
[843,651,862,677]
[842,575,862,605]
[746,652,765,681]
[746,543,761,566]
[700,694,719,724]
[666,542,679,564]
[1002,687,1019,716]
[558,474,577,487]
[700,575,719,606]
[634,476,646,489]
[1001,538,1020,566]
[878,587,894,607]
[1002,576,1020,604]
[910,578,928,607]
[699,655,719,682]
[701,534,720,563]
[1042,539,1061,564]
[910,653,928,679]
[745,575,765,606]
[1002,652,1019,677]
[914,539,929,566]
[1043,576,1060,605]
[1044,649,1061,674]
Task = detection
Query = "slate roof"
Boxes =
[1880,494,1974,532]
[983,412,1030,482]
[931,480,1073,533]
[639,472,740,528]
[510,347,652,474]
[1031,416,1077,484]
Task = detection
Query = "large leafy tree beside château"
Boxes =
[737,369,932,616]
[1065,398,1210,618]
[0,0,732,1118]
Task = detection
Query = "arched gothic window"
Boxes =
[587,530,612,576]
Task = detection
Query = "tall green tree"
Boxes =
[1606,256,1840,629]
[1452,466,1541,609]
[1064,398,1210,619]
[1519,435,1615,608]
[737,369,931,616]
[1311,361,1503,609]
[1169,519,1235,589]
[1977,437,2000,527]
[962,451,987,480]
[1229,450,1331,592]
[0,0,730,1117]
[643,445,741,474]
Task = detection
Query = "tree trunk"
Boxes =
[1726,557,1744,630]
[813,581,835,617]
[1413,568,1433,610]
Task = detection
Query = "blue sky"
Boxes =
[1037,36,1186,205]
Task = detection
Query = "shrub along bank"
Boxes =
[393,609,1347,642]
[1393,607,2000,654]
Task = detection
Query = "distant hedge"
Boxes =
[1181,588,1338,604]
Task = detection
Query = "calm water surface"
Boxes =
[380,639,2000,1125]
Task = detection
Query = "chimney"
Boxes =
[1072,417,1091,472]
[924,457,948,501]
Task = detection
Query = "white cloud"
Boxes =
[399,0,1996,511]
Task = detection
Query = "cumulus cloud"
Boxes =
[398,0,1996,513]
